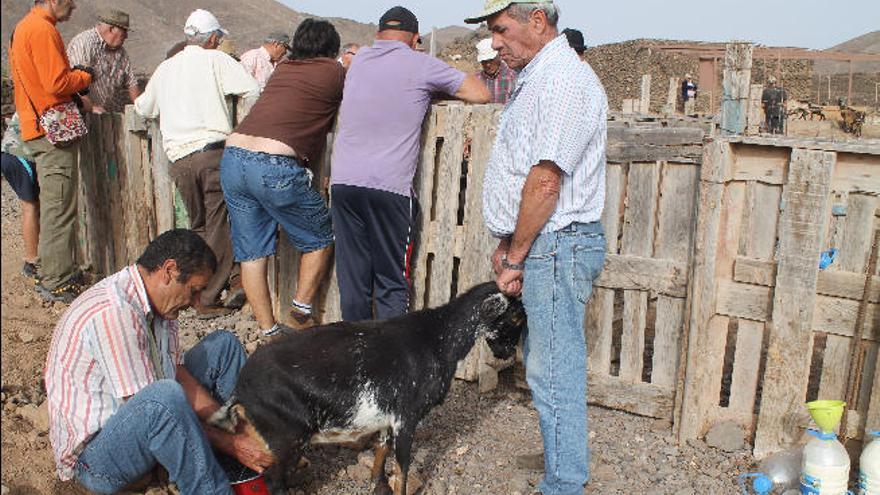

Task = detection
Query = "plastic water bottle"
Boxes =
[860,431,880,495]
[761,446,803,491]
[800,429,851,494]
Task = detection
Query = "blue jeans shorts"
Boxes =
[220,146,333,261]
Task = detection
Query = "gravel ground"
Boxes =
[1,180,755,494]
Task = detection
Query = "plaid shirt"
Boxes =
[476,61,517,105]
[66,28,137,113]
[45,265,181,480]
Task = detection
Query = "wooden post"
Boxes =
[753,148,836,459]
[149,122,175,234]
[746,84,763,135]
[639,74,652,114]
[720,42,753,135]
[664,77,678,115]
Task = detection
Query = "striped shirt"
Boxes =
[45,265,180,480]
[482,35,608,237]
[66,28,138,113]
[476,61,517,104]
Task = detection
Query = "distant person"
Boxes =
[338,42,360,69]
[240,31,291,89]
[762,75,787,134]
[45,229,273,494]
[11,0,93,303]
[221,19,344,336]
[330,6,490,322]
[66,9,140,114]
[135,9,260,317]
[475,37,516,104]
[1,114,40,280]
[562,27,586,60]
[681,73,698,114]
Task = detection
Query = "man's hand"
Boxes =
[228,430,275,473]
[91,105,106,114]
[496,266,523,296]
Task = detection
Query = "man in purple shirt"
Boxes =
[330,6,490,321]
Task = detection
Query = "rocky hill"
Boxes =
[815,30,880,75]
[1,0,379,76]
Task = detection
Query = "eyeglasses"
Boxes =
[345,51,357,56]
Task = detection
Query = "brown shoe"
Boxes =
[515,452,544,471]
[193,303,234,320]
[222,279,246,309]
[284,307,318,330]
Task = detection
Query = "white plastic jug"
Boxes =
[860,431,880,495]
[800,429,850,495]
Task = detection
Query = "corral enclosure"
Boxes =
[73,101,879,459]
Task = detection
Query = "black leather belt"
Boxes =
[200,140,226,152]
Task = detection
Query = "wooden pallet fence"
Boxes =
[585,121,704,420]
[677,137,880,459]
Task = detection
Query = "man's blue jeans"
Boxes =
[522,222,605,495]
[73,330,246,495]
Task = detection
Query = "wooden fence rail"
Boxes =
[75,104,879,458]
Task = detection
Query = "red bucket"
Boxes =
[230,472,270,495]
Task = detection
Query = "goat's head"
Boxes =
[479,291,526,360]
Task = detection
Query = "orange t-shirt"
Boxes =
[10,6,92,141]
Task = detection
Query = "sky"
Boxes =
[280,0,879,50]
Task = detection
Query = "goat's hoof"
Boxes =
[373,479,393,495]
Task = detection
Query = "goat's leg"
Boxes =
[392,427,415,495]
[372,430,393,495]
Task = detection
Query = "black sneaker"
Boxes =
[21,261,40,281]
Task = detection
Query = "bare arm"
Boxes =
[128,85,142,105]
[176,366,274,472]
[454,74,491,104]
[495,160,562,296]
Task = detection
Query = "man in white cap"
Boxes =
[475,37,516,104]
[135,9,260,317]
[465,1,608,494]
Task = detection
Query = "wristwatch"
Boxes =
[501,255,525,271]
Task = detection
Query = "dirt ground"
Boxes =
[785,106,880,140]
[0,179,755,495]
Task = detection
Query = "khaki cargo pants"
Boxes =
[27,137,79,290]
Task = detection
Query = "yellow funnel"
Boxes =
[806,400,845,433]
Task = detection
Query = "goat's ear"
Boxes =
[480,293,509,319]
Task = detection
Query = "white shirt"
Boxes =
[482,35,608,237]
[135,45,260,162]
[240,45,276,89]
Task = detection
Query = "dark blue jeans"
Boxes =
[73,330,246,495]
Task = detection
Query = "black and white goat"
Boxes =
[209,282,526,494]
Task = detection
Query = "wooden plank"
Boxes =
[754,148,835,459]
[728,319,764,415]
[867,341,880,434]
[731,144,790,185]
[812,295,880,340]
[122,107,152,260]
[108,113,128,269]
[606,125,705,146]
[149,123,175,234]
[585,288,614,375]
[733,256,880,303]
[716,280,773,321]
[738,182,781,259]
[594,254,688,297]
[716,181,747,281]
[839,194,878,274]
[602,163,624,255]
[588,372,674,419]
[652,295,685,388]
[426,105,467,308]
[654,163,700,262]
[818,334,852,400]
[607,144,703,164]
[411,108,440,311]
[832,152,880,196]
[275,235,298,323]
[621,161,660,257]
[825,191,848,260]
[860,343,878,412]
[677,141,732,441]
[619,290,648,382]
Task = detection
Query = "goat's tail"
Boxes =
[208,396,240,433]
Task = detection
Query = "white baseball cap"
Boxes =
[476,38,498,62]
[184,9,229,36]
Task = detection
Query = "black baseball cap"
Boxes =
[562,28,586,54]
[379,6,419,34]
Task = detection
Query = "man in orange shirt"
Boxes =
[11,0,92,303]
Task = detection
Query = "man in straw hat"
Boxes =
[67,8,141,113]
[475,37,517,104]
[465,2,608,493]
[240,31,291,89]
